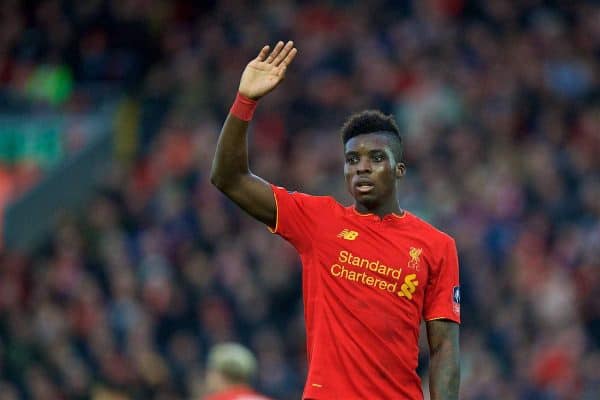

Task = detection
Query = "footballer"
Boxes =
[211,41,460,400]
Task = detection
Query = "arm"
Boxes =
[426,319,459,400]
[210,41,297,227]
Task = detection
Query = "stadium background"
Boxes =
[0,0,598,399]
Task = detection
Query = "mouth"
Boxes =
[354,181,375,194]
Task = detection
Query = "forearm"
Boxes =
[212,41,295,190]
[209,41,295,225]
[429,341,459,400]
[427,320,459,400]
[210,114,251,190]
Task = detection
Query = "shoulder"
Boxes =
[203,387,271,400]
[272,185,341,209]
[406,212,456,247]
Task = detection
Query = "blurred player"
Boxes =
[211,41,460,399]
[203,343,271,400]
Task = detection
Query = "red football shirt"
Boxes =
[203,385,272,400]
[269,185,460,400]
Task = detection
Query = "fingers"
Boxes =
[277,64,287,79]
[281,47,298,67]
[265,41,285,63]
[273,41,294,67]
[255,45,270,61]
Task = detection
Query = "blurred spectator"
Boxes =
[202,342,271,400]
[0,1,598,399]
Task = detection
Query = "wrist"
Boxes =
[230,92,258,121]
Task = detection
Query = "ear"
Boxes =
[395,162,406,178]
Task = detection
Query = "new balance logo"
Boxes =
[337,229,359,240]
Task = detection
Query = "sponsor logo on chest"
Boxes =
[337,228,359,240]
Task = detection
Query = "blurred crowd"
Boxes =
[0,0,599,399]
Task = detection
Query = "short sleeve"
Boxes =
[423,237,461,323]
[269,184,331,253]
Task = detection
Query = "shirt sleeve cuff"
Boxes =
[267,184,280,234]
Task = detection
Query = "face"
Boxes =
[205,369,226,393]
[344,133,405,211]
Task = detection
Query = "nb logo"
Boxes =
[397,274,419,300]
[337,229,359,240]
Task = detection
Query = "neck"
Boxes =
[354,200,403,218]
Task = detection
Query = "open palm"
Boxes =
[239,41,298,100]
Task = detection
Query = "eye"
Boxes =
[346,154,359,164]
[372,153,385,162]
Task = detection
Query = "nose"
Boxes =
[356,157,372,175]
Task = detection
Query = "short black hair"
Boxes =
[340,110,403,162]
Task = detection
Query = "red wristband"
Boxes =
[230,92,258,121]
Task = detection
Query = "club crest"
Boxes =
[407,247,422,270]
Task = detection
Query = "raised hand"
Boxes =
[239,41,298,100]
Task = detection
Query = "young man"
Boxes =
[211,41,460,400]
[203,343,272,400]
